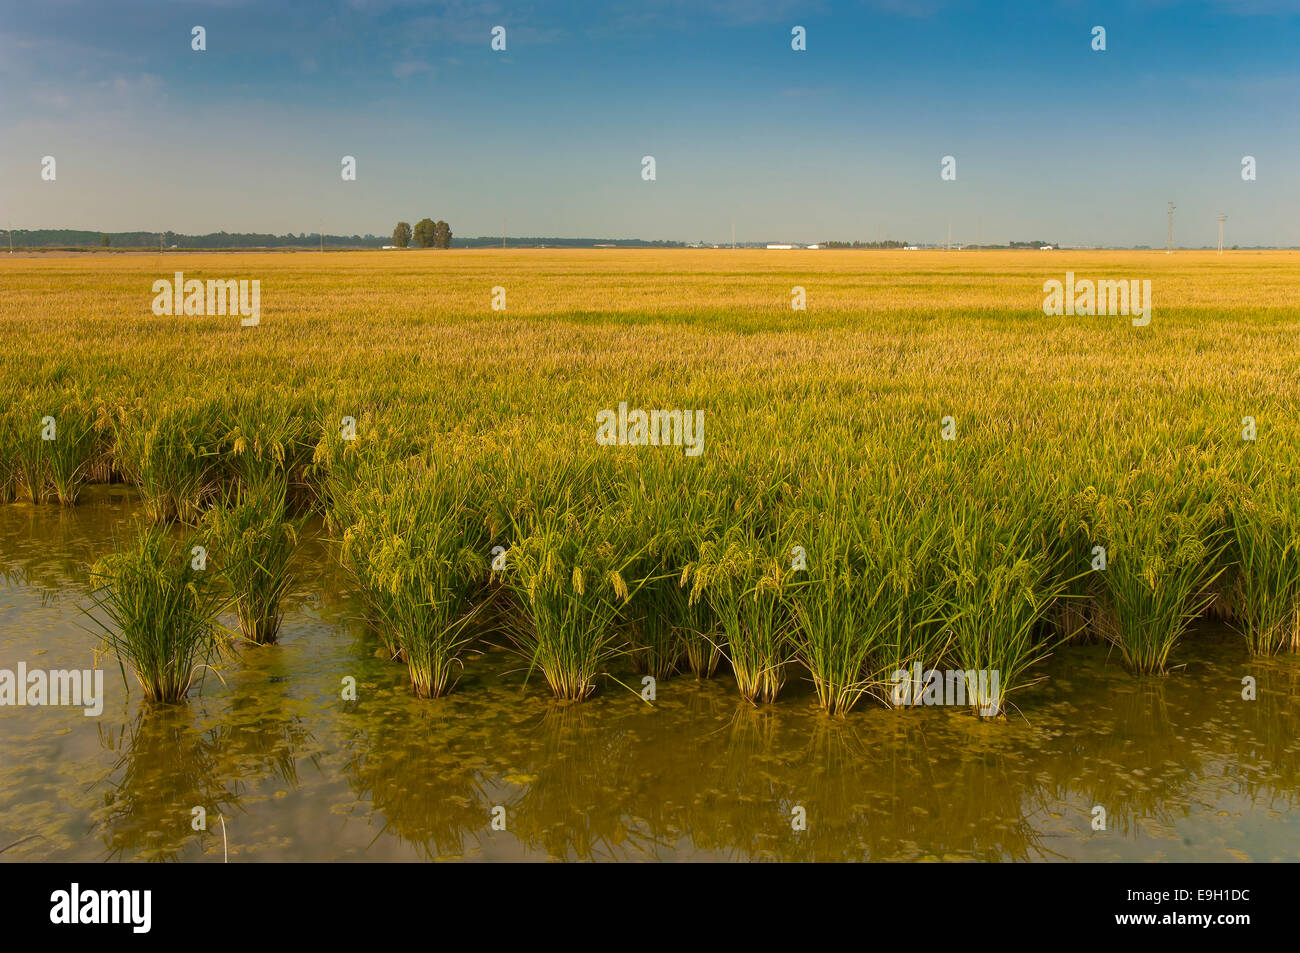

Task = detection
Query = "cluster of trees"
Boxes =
[391,219,452,249]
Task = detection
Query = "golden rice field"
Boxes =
[3,249,1300,716]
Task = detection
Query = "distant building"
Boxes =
[1039,245,1054,250]
[805,244,821,249]
[903,245,919,250]
[767,243,795,249]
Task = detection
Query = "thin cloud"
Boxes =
[393,59,435,78]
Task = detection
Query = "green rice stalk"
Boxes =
[88,523,228,703]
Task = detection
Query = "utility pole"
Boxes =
[503,217,506,250]
[1217,214,1227,255]
[977,216,982,251]
[731,219,736,249]
[1166,202,1175,254]
[947,221,951,251]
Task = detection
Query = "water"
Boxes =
[2,491,1299,862]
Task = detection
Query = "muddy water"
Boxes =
[2,492,1299,862]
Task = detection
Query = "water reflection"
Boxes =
[91,675,321,861]
[344,703,494,860]
[94,709,239,862]
[4,500,1300,862]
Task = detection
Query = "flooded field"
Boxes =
[3,491,1299,862]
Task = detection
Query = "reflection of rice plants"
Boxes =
[95,709,239,862]
[344,709,491,859]
[215,683,321,791]
[508,703,650,860]
[89,523,227,703]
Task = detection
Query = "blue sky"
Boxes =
[2,0,1297,245]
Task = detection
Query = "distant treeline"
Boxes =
[457,236,686,248]
[6,229,688,250]
[821,240,911,248]
[7,230,386,249]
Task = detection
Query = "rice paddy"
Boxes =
[3,248,1300,716]
[4,497,1300,862]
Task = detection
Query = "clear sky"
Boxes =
[2,0,1297,246]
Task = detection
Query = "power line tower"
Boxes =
[1217,214,1227,255]
[1166,202,1175,254]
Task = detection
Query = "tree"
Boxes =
[433,220,452,249]
[392,221,412,248]
[413,218,436,248]
[100,234,111,247]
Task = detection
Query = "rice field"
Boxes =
[3,248,1300,717]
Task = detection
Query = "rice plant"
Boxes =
[340,455,490,696]
[89,523,227,703]
[618,456,721,680]
[218,393,314,504]
[931,498,1070,717]
[1228,477,1300,655]
[500,508,640,701]
[47,400,102,506]
[204,481,303,645]
[624,576,683,680]
[685,526,793,704]
[113,399,223,523]
[4,248,1299,718]
[1075,475,1229,675]
[11,402,55,504]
